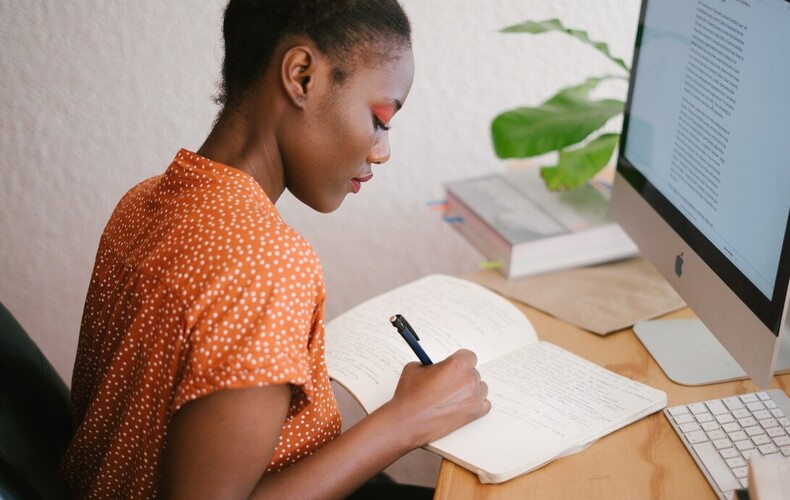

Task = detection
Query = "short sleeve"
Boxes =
[171,241,322,414]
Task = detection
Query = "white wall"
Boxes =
[0,1,639,383]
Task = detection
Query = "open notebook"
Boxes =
[325,274,666,483]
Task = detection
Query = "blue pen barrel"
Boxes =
[390,314,434,365]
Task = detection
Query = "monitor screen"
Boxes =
[612,0,790,387]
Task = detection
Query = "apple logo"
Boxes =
[675,252,684,277]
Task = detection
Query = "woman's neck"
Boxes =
[198,105,286,204]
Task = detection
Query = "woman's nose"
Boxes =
[368,136,391,165]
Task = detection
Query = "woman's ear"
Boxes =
[281,45,320,109]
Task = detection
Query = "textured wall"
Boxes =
[0,1,640,383]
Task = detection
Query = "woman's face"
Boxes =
[281,45,415,213]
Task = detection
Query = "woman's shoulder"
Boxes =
[174,190,321,284]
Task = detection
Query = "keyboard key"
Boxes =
[752,409,771,420]
[680,422,701,433]
[712,438,732,450]
[741,394,759,404]
[706,400,728,415]
[695,413,714,423]
[723,397,745,411]
[759,419,779,429]
[707,429,725,440]
[669,406,690,416]
[720,448,739,459]
[751,435,771,446]
[773,436,790,447]
[781,446,790,457]
[747,401,766,412]
[745,426,765,437]
[674,414,695,425]
[758,443,778,455]
[738,417,757,427]
[732,409,750,419]
[777,417,790,427]
[685,430,708,444]
[722,422,741,433]
[770,408,785,418]
[727,431,747,442]
[735,440,755,451]
[741,449,760,461]
[765,400,778,410]
[689,402,708,414]
[757,392,770,401]
[702,422,721,432]
[725,456,746,468]
[717,414,736,424]
[767,428,786,438]
[739,478,749,489]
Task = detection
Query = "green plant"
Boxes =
[491,19,630,191]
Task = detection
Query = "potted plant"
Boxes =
[491,19,631,191]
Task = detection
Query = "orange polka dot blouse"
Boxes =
[60,150,342,499]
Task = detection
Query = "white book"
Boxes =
[444,168,638,278]
[325,274,666,484]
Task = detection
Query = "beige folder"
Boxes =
[473,257,685,335]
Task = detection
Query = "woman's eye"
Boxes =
[374,117,391,131]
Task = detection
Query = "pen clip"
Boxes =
[389,313,433,365]
[398,314,420,341]
[390,314,420,341]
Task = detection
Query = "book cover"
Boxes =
[444,168,638,278]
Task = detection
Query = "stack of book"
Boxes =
[443,167,638,279]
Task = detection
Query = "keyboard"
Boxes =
[664,388,790,499]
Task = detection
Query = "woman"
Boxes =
[59,1,490,498]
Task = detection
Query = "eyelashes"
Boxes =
[374,117,391,131]
[372,103,396,132]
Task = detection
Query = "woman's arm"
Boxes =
[159,384,292,499]
[160,349,489,500]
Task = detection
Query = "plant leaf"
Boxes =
[501,19,629,71]
[540,133,620,191]
[491,78,624,158]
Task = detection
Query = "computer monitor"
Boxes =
[611,0,790,389]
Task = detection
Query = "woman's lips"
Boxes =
[351,173,374,193]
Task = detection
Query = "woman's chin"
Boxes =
[298,194,346,214]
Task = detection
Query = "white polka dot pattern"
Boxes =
[60,150,341,499]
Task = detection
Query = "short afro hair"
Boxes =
[217,0,411,109]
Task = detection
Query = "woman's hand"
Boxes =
[383,348,491,448]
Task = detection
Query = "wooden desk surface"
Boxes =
[434,298,790,500]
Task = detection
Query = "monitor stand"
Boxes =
[633,318,790,386]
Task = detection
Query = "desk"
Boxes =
[433,293,790,499]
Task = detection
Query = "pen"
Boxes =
[389,314,433,365]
